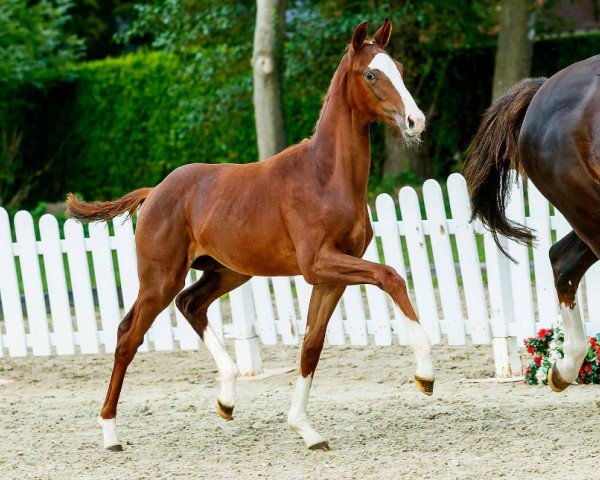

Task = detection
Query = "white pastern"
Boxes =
[368,52,425,130]
[287,375,327,447]
[404,316,435,380]
[203,324,239,408]
[98,415,120,449]
[556,303,588,383]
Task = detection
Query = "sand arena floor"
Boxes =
[1,343,599,479]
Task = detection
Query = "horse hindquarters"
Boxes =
[98,198,192,450]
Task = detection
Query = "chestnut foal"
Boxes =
[68,19,433,452]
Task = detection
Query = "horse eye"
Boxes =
[364,71,376,82]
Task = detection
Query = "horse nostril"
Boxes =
[407,115,415,130]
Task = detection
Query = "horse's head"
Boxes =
[347,19,426,143]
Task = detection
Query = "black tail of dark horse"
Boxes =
[462,77,547,261]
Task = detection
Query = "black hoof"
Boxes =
[308,441,331,451]
[106,444,123,452]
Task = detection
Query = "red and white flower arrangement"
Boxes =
[523,327,600,385]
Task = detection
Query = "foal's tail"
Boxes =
[462,77,547,261]
[66,188,152,223]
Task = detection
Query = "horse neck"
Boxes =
[310,58,372,202]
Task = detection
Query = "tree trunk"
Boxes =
[252,0,286,160]
[492,0,535,102]
[383,125,405,178]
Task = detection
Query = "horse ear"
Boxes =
[351,21,368,52]
[372,17,392,47]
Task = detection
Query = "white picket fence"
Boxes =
[1,173,599,377]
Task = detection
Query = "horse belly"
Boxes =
[194,215,300,277]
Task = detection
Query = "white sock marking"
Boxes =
[556,303,588,383]
[203,323,239,408]
[98,416,120,449]
[287,375,327,447]
[404,316,435,379]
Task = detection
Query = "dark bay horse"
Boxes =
[464,55,600,392]
[67,19,433,452]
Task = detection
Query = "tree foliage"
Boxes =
[0,0,82,105]
[0,0,83,208]
[117,0,255,54]
[64,0,138,59]
[2,0,599,208]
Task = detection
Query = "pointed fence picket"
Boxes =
[250,277,279,345]
[527,181,558,329]
[15,211,51,356]
[363,236,394,346]
[374,194,410,345]
[0,208,26,357]
[272,277,300,345]
[447,174,490,344]
[40,214,75,355]
[505,175,537,342]
[399,186,441,344]
[89,222,121,353]
[422,180,466,345]
[2,173,599,378]
[293,276,311,334]
[340,286,369,346]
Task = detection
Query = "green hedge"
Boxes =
[53,50,256,199]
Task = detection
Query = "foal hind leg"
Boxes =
[98,260,187,450]
[547,231,598,392]
[176,264,251,420]
[288,285,344,451]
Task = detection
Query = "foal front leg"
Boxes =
[288,285,344,450]
[300,249,435,395]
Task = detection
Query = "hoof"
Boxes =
[105,444,123,452]
[414,375,434,396]
[548,363,571,393]
[308,441,331,451]
[216,400,234,420]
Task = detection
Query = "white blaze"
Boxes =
[368,52,424,129]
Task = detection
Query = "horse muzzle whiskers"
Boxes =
[390,111,425,146]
